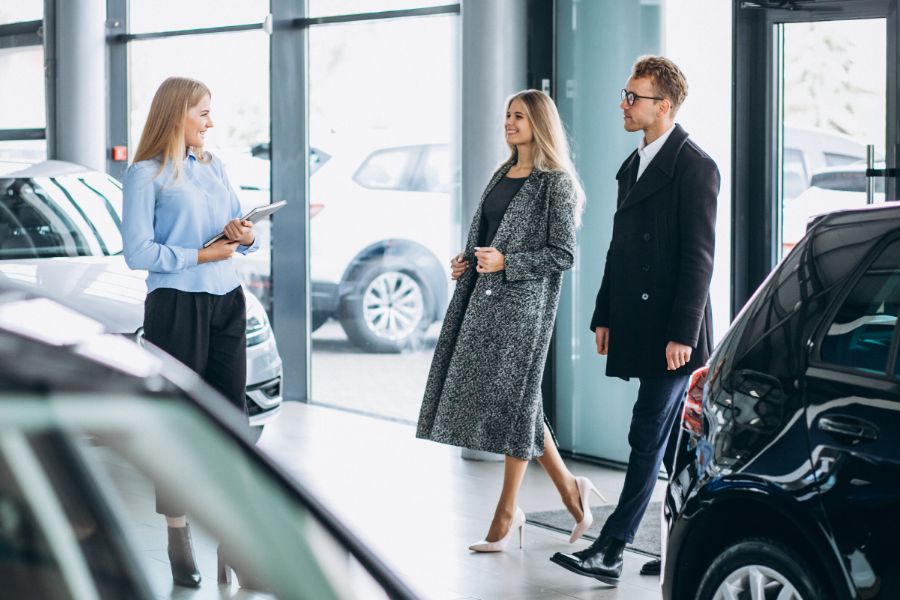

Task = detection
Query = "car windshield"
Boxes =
[0,393,400,599]
[0,175,125,260]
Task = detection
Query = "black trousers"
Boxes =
[143,286,247,516]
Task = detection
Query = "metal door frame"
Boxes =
[732,0,899,314]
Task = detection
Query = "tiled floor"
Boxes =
[255,402,665,600]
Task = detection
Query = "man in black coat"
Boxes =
[551,56,719,585]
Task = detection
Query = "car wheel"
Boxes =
[696,538,823,600]
[339,263,429,353]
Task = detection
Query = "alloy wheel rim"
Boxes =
[362,271,424,341]
[713,564,802,600]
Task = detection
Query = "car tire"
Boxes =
[339,261,431,353]
[696,538,823,600]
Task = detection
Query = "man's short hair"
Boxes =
[631,55,688,112]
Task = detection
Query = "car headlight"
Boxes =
[245,294,272,347]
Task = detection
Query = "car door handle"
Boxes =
[817,416,879,443]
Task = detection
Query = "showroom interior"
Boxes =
[0,0,898,598]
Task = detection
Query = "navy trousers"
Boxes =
[600,374,690,544]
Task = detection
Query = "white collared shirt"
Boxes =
[636,124,675,181]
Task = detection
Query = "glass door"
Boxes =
[733,0,899,315]
[778,16,891,256]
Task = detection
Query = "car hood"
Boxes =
[0,256,147,334]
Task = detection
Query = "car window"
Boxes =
[809,169,886,194]
[824,152,863,167]
[0,439,75,599]
[353,147,417,191]
[0,427,151,599]
[0,178,92,260]
[820,239,900,375]
[1,394,403,600]
[783,147,808,199]
[414,145,451,193]
[52,176,124,255]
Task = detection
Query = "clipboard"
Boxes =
[203,200,287,247]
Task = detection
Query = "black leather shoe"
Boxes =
[168,525,201,588]
[640,558,661,575]
[550,534,625,586]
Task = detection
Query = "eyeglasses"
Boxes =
[621,89,664,106]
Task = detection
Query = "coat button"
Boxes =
[485,289,492,296]
[643,233,651,241]
[641,293,649,301]
[641,264,650,272]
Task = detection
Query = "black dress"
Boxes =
[477,175,528,247]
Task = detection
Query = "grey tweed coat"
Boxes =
[416,162,578,460]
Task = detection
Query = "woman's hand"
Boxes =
[223,218,254,246]
[474,247,505,273]
[450,252,468,280]
[198,238,239,264]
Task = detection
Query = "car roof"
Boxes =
[0,159,95,178]
[815,201,900,230]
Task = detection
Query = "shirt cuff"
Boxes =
[185,248,199,267]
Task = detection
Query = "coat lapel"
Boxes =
[619,123,690,211]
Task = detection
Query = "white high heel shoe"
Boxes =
[569,476,607,543]
[468,507,526,552]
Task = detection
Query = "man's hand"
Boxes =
[595,327,609,355]
[666,341,692,371]
[223,218,254,246]
[474,247,505,273]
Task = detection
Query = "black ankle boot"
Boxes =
[168,525,201,588]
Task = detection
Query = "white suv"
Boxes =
[226,141,456,353]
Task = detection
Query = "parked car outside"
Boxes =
[0,160,283,437]
[0,283,419,599]
[783,161,885,251]
[223,138,456,353]
[662,203,900,599]
[782,126,869,201]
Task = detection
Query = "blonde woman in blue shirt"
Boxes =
[122,76,257,588]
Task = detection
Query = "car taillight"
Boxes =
[310,203,324,218]
[682,366,709,436]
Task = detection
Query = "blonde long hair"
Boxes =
[505,89,586,225]
[133,76,212,181]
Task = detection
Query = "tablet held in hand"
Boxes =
[203,199,287,247]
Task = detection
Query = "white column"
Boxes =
[53,0,107,171]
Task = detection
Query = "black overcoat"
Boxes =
[417,164,577,460]
[590,124,720,379]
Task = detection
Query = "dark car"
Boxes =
[0,283,418,599]
[663,203,900,599]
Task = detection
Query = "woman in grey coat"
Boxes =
[417,90,604,552]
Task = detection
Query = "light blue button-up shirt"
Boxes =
[122,150,259,295]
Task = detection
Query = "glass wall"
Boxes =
[0,8,46,162]
[553,0,732,462]
[0,2,41,25]
[307,12,460,422]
